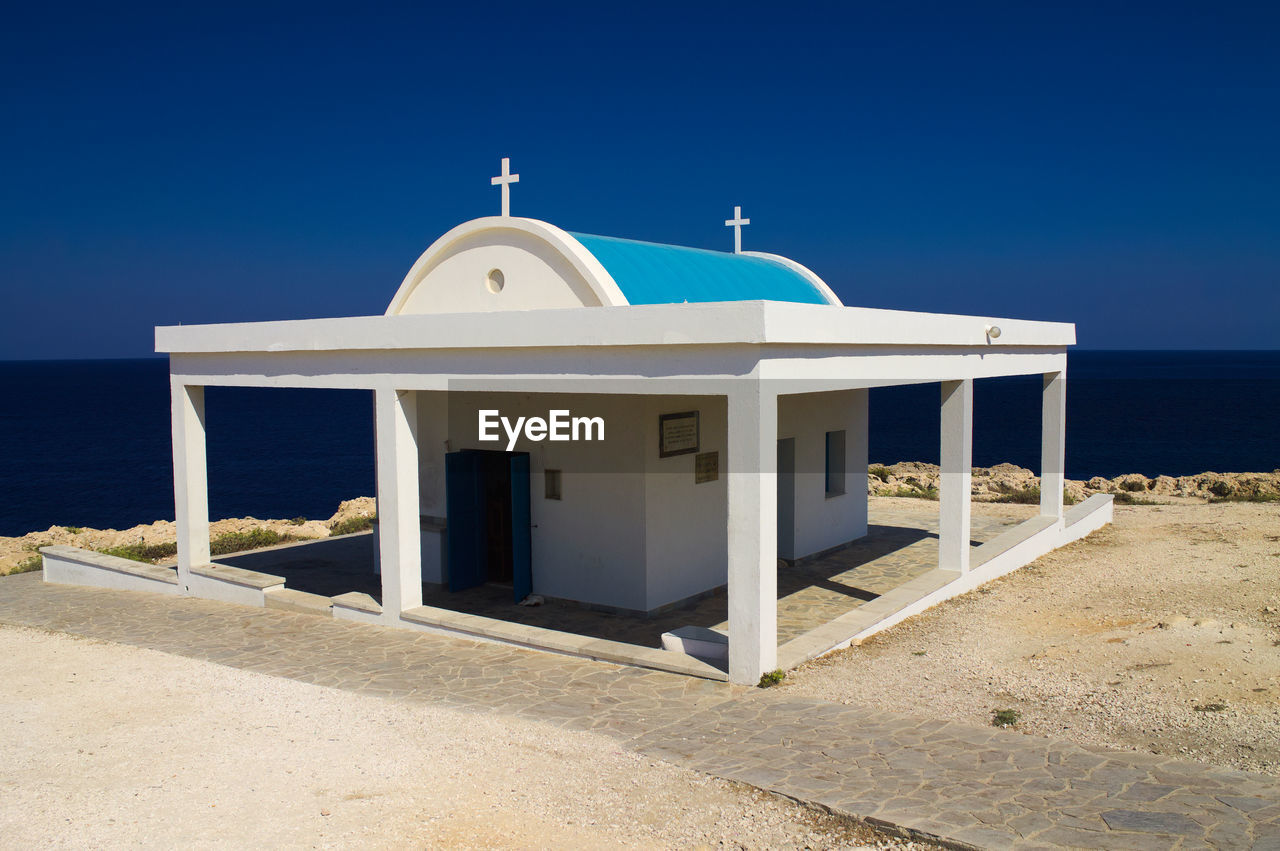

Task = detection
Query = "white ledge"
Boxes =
[190,562,285,590]
[157,301,1074,354]
[40,545,178,584]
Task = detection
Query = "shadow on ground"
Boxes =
[219,509,1016,650]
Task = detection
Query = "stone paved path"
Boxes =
[773,511,1015,643]
[2,572,1277,849]
[220,508,1017,648]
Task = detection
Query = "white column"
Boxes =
[171,381,210,593]
[374,388,422,620]
[727,384,778,684]
[939,379,973,574]
[1040,370,1067,522]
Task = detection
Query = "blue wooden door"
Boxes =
[445,450,486,592]
[509,453,532,602]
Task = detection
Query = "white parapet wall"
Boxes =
[40,545,287,608]
[41,545,181,596]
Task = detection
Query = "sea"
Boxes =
[1,351,1277,537]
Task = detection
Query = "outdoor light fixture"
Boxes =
[985,324,1002,341]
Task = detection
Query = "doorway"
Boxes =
[445,449,532,602]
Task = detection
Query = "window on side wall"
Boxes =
[545,469,562,500]
[825,430,846,497]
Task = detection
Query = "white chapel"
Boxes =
[42,159,1112,684]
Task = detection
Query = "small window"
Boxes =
[544,469,562,500]
[486,268,505,293]
[825,430,846,497]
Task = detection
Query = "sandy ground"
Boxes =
[787,498,1280,776]
[5,485,1277,845]
[0,625,914,851]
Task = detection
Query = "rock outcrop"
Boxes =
[0,498,377,575]
[867,462,1280,502]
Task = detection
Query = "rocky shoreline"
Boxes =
[869,461,1280,503]
[3,465,1278,575]
[1,497,376,575]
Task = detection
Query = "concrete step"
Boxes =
[400,605,728,681]
[661,625,728,664]
[264,588,333,616]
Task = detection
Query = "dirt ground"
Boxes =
[0,625,914,851]
[786,497,1280,776]
[5,488,1277,845]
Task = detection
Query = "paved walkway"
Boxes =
[219,508,1018,648]
[2,571,1277,849]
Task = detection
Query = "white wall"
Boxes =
[642,396,728,611]
[778,390,869,559]
[418,391,649,611]
[415,390,449,516]
[523,394,647,609]
[397,229,603,315]
[414,388,865,612]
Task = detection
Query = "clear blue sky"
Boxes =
[2,1,1277,358]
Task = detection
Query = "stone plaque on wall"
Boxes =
[694,451,719,484]
[659,411,699,458]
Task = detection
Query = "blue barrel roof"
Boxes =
[569,232,830,306]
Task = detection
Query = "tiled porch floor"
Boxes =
[222,505,1021,649]
[774,509,1016,643]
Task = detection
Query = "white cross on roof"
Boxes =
[491,157,520,217]
[725,205,750,254]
